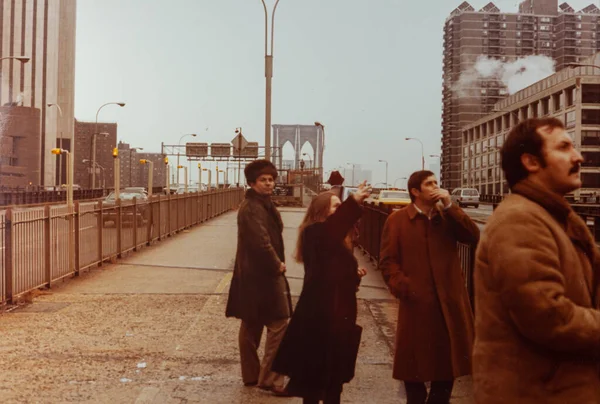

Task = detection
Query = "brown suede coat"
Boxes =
[473,179,600,404]
[379,203,479,382]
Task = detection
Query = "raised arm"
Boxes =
[444,204,480,244]
[489,211,600,355]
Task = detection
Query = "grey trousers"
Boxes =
[239,318,288,388]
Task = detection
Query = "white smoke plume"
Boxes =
[452,55,556,97]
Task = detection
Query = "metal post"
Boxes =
[166,165,170,194]
[198,164,202,191]
[238,130,242,187]
[184,167,188,193]
[176,153,180,185]
[216,168,220,190]
[114,157,120,201]
[261,0,281,161]
[147,161,154,197]
[91,134,97,188]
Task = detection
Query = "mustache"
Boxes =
[569,164,581,175]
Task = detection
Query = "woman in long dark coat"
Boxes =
[273,182,370,404]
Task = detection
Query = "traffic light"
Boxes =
[51,148,62,155]
[164,157,168,165]
[112,148,119,158]
[140,159,148,164]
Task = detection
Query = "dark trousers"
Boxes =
[302,384,343,404]
[404,380,454,404]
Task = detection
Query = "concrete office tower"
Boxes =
[442,0,600,190]
[0,0,76,187]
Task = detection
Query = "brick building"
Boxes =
[117,142,167,191]
[0,106,41,188]
[73,120,117,189]
[442,0,600,190]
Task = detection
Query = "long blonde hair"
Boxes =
[295,192,353,263]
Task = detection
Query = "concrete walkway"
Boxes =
[0,208,474,403]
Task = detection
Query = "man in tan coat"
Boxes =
[379,170,479,404]
[474,117,600,403]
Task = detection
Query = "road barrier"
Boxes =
[0,188,244,305]
[356,202,477,306]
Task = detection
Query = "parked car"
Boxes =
[123,187,148,195]
[450,188,480,208]
[102,190,150,226]
[175,186,200,194]
[374,189,412,208]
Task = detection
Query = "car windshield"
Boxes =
[380,191,410,199]
[106,192,145,201]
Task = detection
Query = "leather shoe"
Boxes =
[271,386,291,397]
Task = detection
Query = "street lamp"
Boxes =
[0,55,29,64]
[394,177,407,188]
[51,148,73,207]
[260,0,281,161]
[47,103,64,187]
[140,159,154,197]
[178,165,188,193]
[164,157,170,194]
[302,153,313,169]
[378,159,388,189]
[92,102,125,188]
[202,168,212,191]
[82,159,106,189]
[177,133,197,185]
[112,147,120,200]
[567,63,600,71]
[405,137,424,170]
[314,121,325,178]
[129,147,143,187]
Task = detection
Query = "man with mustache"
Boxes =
[473,118,600,403]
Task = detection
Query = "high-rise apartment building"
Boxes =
[0,0,76,188]
[442,0,600,190]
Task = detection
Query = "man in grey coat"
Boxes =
[226,159,292,396]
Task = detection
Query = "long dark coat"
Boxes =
[379,203,479,382]
[272,197,363,397]
[225,189,292,325]
[473,179,600,403]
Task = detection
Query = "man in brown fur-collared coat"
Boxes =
[379,170,479,404]
[225,159,292,396]
[474,118,600,403]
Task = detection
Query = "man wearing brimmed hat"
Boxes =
[226,159,292,396]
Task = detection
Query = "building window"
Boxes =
[566,110,576,128]
[540,25,550,31]
[497,135,504,147]
[582,84,600,103]
[565,88,575,108]
[552,92,561,111]
[582,152,600,167]
[582,173,600,188]
[582,109,600,125]
[582,131,600,146]
[463,160,468,170]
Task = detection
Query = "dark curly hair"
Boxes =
[244,159,278,184]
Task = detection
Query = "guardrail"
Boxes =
[0,188,244,305]
[0,189,106,207]
[356,202,476,306]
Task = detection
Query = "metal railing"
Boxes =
[356,202,477,305]
[0,188,244,305]
[0,188,106,207]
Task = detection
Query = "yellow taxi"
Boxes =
[374,189,411,207]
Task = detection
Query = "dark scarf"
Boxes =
[245,188,283,231]
[512,179,598,265]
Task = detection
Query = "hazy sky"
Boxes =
[74,0,599,185]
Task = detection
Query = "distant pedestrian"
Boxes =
[473,118,600,403]
[225,159,292,396]
[379,170,479,404]
[273,181,371,404]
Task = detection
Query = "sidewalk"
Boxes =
[0,208,473,403]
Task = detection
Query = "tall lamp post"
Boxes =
[47,103,64,187]
[260,0,281,161]
[178,165,188,193]
[314,121,325,178]
[140,159,154,197]
[378,159,388,189]
[177,133,197,185]
[394,177,407,188]
[202,168,211,191]
[92,102,125,188]
[129,147,143,187]
[83,159,106,189]
[164,157,170,194]
[405,137,424,170]
[51,147,74,274]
